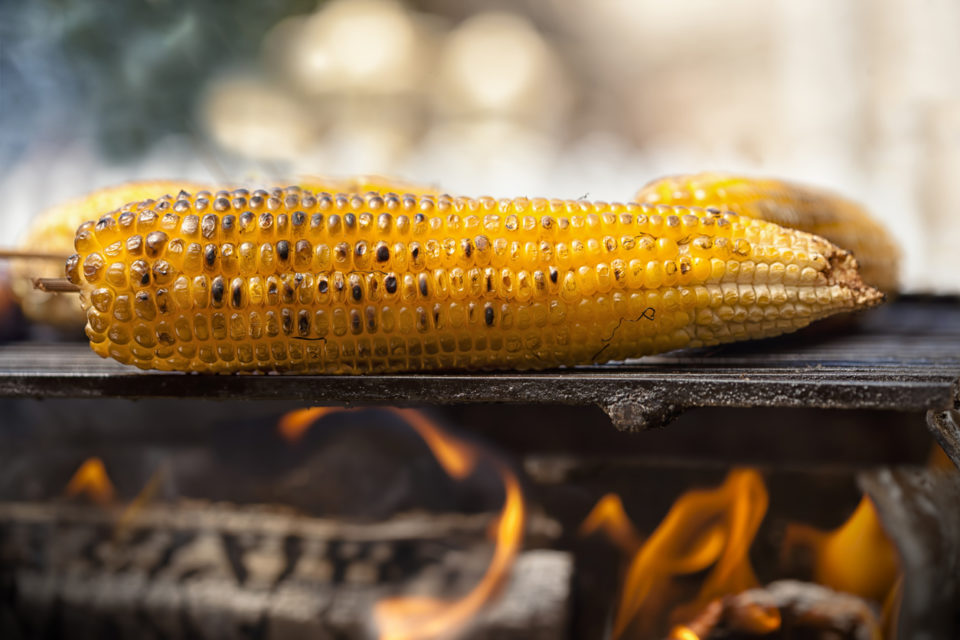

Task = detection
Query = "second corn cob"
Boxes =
[635,173,900,293]
[65,187,882,373]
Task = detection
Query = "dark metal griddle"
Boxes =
[0,297,957,430]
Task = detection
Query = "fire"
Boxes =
[782,494,898,603]
[274,406,525,640]
[579,493,643,554]
[65,456,116,504]
[277,406,337,442]
[586,469,769,639]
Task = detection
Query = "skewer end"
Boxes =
[33,277,80,293]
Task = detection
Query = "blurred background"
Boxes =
[1,0,958,292]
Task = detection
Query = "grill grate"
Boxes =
[0,297,957,430]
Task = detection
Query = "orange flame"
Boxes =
[782,494,898,603]
[604,469,769,639]
[65,457,116,504]
[278,407,337,443]
[374,408,525,640]
[274,406,525,640]
[579,493,643,554]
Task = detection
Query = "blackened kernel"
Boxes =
[355,242,367,258]
[549,267,559,284]
[461,238,473,258]
[418,273,429,296]
[221,215,236,232]
[231,281,243,308]
[352,284,363,301]
[350,309,363,334]
[211,277,225,305]
[310,213,324,229]
[213,197,230,212]
[292,211,306,227]
[240,211,255,230]
[204,244,218,268]
[344,213,356,230]
[298,310,310,336]
[276,241,290,262]
[485,305,495,326]
[376,245,390,262]
[318,279,329,293]
[384,275,397,294]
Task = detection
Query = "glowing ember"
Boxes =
[274,407,525,640]
[590,469,768,639]
[277,407,337,442]
[783,494,899,603]
[579,493,643,554]
[65,457,116,504]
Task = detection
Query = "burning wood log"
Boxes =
[667,580,882,640]
[0,501,569,640]
[859,468,960,640]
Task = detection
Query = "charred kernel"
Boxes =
[376,244,390,262]
[418,273,429,296]
[203,244,218,269]
[221,215,236,234]
[318,278,329,294]
[298,310,310,336]
[549,266,559,284]
[384,275,398,294]
[276,240,290,262]
[240,211,256,232]
[485,304,495,326]
[152,260,173,285]
[130,260,151,286]
[211,276,225,306]
[352,283,363,302]
[231,278,244,308]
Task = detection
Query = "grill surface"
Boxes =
[1,297,957,430]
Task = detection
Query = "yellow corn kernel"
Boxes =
[635,173,900,293]
[66,188,883,374]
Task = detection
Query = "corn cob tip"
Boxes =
[821,245,884,309]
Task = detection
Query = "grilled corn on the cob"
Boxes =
[66,187,882,373]
[636,173,900,293]
[13,177,432,330]
[13,181,212,329]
